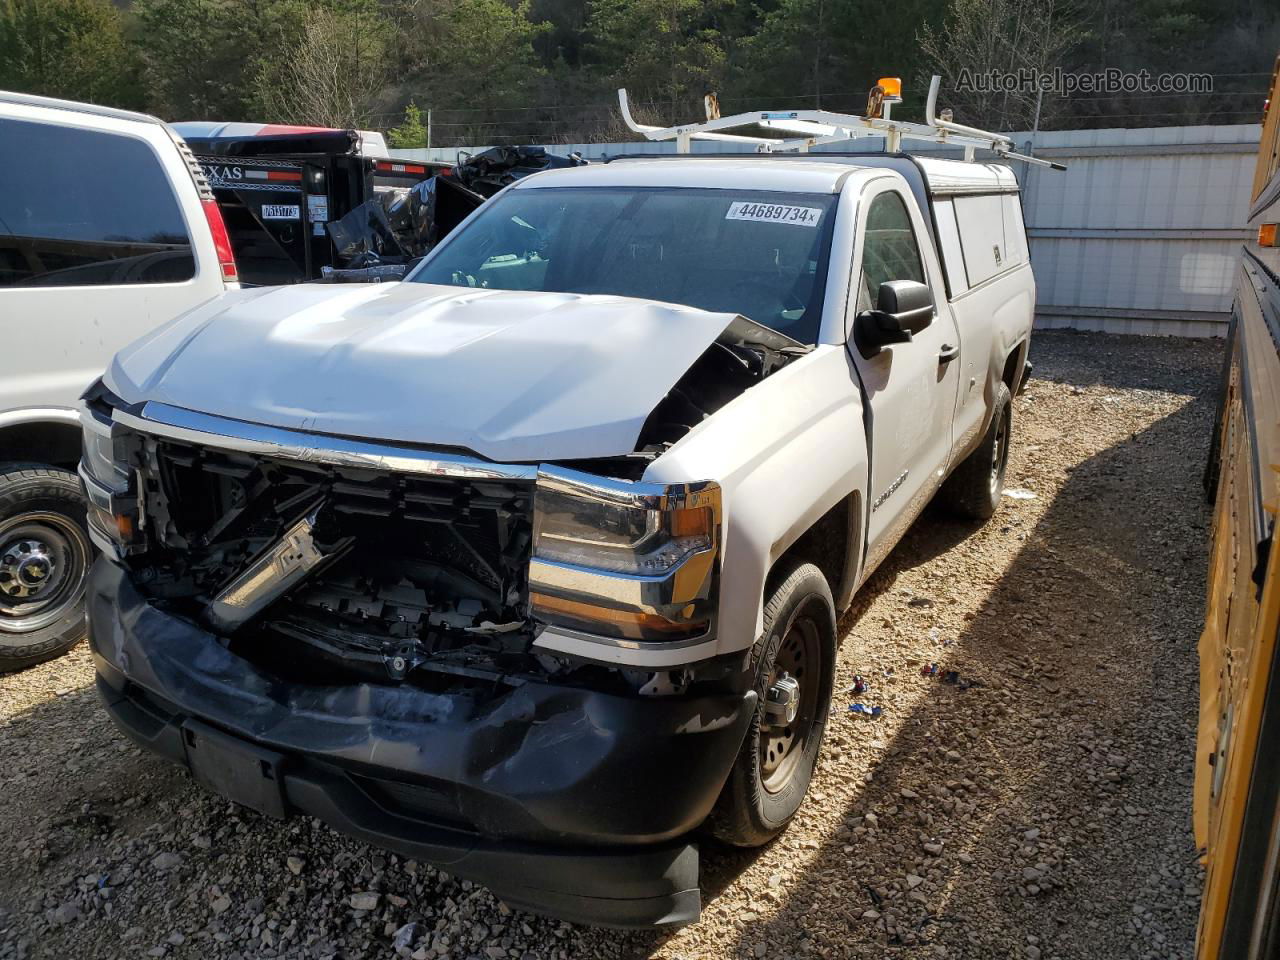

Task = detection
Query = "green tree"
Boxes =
[251,1,389,127]
[405,0,548,114]
[741,0,947,114]
[133,0,286,118]
[388,100,428,147]
[586,0,730,105]
[0,0,143,107]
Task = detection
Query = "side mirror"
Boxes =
[854,279,935,355]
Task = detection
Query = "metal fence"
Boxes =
[392,122,1261,337]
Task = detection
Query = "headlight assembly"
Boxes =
[77,386,141,557]
[529,467,721,643]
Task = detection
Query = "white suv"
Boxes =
[0,90,237,671]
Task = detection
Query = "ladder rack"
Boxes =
[617,75,1066,170]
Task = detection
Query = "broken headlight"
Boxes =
[529,467,721,642]
[78,390,141,557]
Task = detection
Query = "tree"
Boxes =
[133,0,305,119]
[251,2,389,127]
[0,0,143,107]
[740,0,946,115]
[920,0,1084,130]
[586,0,731,106]
[388,100,428,147]
[401,0,548,114]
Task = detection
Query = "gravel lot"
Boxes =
[0,330,1220,960]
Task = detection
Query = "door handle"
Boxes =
[938,344,960,364]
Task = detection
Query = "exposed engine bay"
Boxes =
[576,316,809,480]
[638,316,807,452]
[103,313,803,691]
[121,430,541,688]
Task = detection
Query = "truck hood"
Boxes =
[106,282,740,462]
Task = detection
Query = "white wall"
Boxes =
[393,123,1263,337]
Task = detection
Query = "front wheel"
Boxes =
[0,466,91,673]
[938,381,1012,521]
[706,560,836,847]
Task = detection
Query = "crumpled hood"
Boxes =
[106,283,739,462]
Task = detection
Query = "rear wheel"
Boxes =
[0,466,91,673]
[707,560,836,847]
[938,381,1012,521]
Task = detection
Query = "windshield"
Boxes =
[409,186,838,343]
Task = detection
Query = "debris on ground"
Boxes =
[1003,487,1039,500]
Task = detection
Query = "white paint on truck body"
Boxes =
[96,155,1034,668]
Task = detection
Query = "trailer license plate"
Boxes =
[262,204,300,220]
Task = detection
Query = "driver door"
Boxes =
[847,181,962,567]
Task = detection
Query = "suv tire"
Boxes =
[938,381,1012,521]
[0,466,91,673]
[707,560,836,847]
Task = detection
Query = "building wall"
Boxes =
[393,123,1262,337]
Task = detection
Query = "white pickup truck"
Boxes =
[82,150,1034,927]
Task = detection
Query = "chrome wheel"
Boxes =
[0,512,89,634]
[759,615,821,794]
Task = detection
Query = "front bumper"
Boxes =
[88,559,755,927]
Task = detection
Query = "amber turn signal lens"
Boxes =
[530,592,708,639]
[1259,223,1279,248]
[670,506,712,538]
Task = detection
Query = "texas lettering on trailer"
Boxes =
[198,159,303,192]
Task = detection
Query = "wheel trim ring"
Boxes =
[0,512,89,634]
[759,613,822,794]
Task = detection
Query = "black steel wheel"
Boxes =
[938,381,1013,521]
[759,615,822,794]
[707,560,836,847]
[0,467,91,672]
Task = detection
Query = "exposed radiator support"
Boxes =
[205,510,347,632]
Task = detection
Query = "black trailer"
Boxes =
[172,123,443,285]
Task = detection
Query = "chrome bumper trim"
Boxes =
[111,403,539,482]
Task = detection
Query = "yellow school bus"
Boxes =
[1196,54,1280,959]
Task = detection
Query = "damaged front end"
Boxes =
[127,427,538,688]
[77,295,808,926]
[83,389,727,689]
[80,383,757,926]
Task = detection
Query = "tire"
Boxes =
[938,381,1012,521]
[706,560,836,847]
[0,466,92,673]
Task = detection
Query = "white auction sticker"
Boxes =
[725,201,822,227]
[262,204,300,220]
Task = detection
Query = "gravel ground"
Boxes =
[0,330,1220,960]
